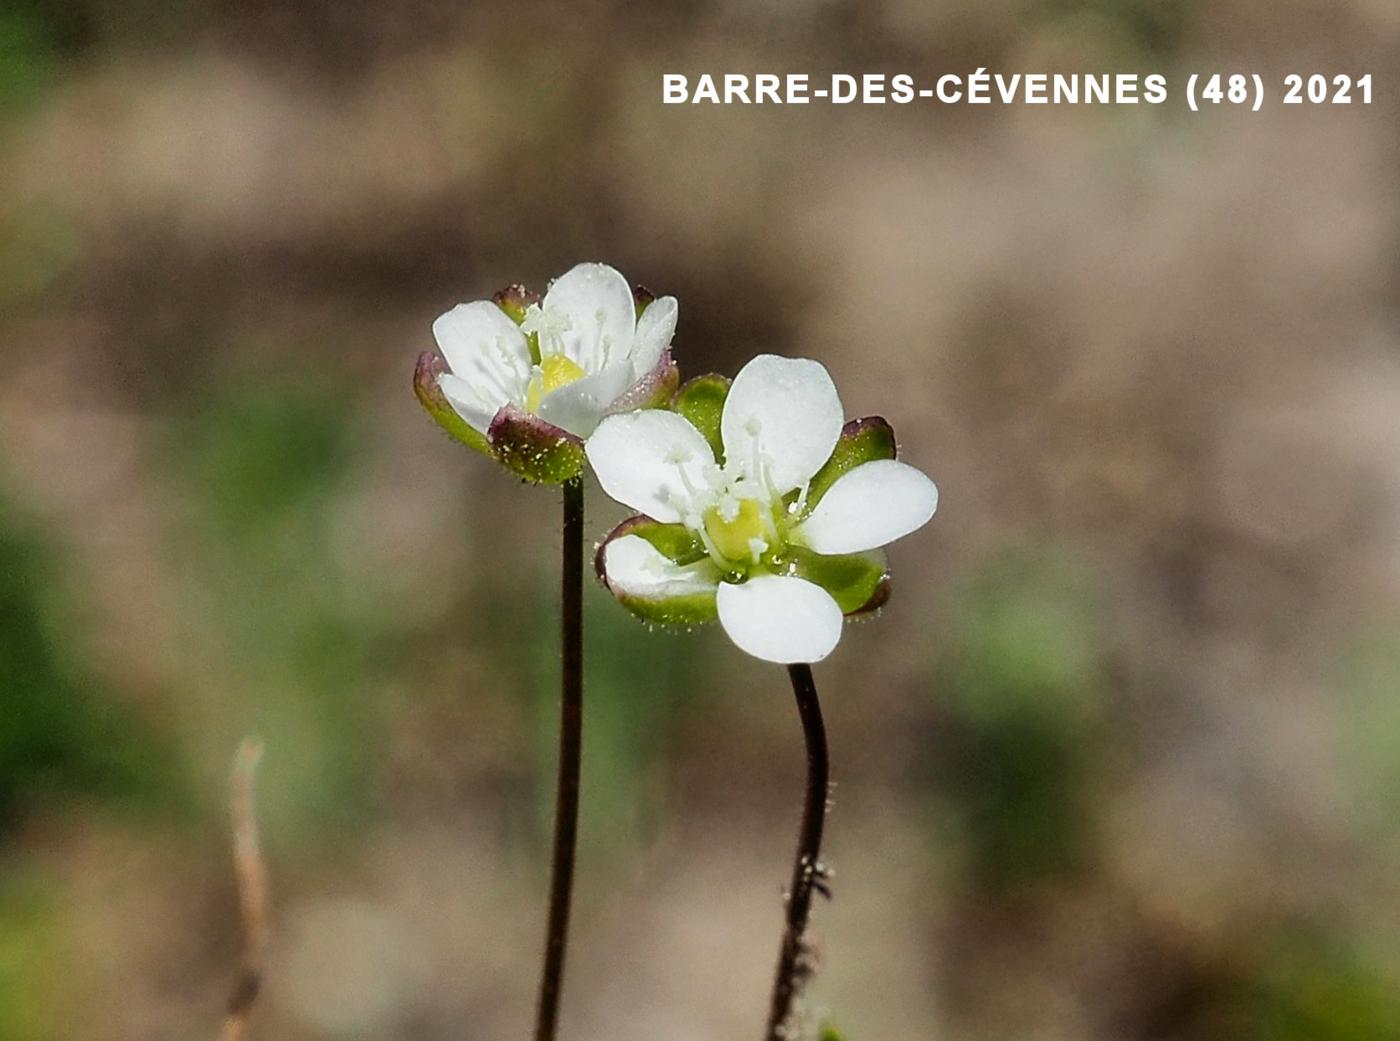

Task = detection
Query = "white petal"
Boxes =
[629,295,677,382]
[603,535,720,599]
[792,460,939,554]
[536,361,634,438]
[542,262,637,374]
[438,373,501,434]
[720,355,843,495]
[432,302,532,414]
[585,410,717,523]
[715,573,844,664]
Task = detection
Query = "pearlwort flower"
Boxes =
[415,262,679,483]
[586,354,939,663]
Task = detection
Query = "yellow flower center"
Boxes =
[526,355,587,412]
[703,497,770,565]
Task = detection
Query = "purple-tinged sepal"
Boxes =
[487,404,586,485]
[414,350,493,457]
[608,349,680,415]
[849,570,892,616]
[492,284,540,326]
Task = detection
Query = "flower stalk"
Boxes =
[764,663,830,1041]
[534,476,585,1041]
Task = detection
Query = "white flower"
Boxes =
[433,262,678,440]
[585,355,939,664]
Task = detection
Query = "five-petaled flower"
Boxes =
[415,262,679,483]
[586,354,939,663]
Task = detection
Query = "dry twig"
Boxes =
[218,738,268,1041]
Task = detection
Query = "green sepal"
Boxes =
[487,406,586,484]
[633,284,656,317]
[614,586,719,626]
[804,416,896,513]
[595,515,719,625]
[414,351,493,457]
[671,373,730,460]
[780,546,890,615]
[492,285,542,361]
[607,516,708,566]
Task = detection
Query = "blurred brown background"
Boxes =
[2,1,1399,1038]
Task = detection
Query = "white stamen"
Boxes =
[523,304,576,365]
[758,502,779,542]
[674,461,714,510]
[592,309,610,370]
[791,480,811,515]
[696,525,729,570]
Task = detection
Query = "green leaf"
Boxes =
[671,373,730,460]
[784,547,889,615]
[805,416,896,511]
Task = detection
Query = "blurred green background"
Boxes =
[2,1,1398,1038]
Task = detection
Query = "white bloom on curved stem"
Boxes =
[436,262,676,438]
[416,262,679,483]
[586,354,938,664]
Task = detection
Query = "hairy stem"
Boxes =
[534,476,585,1041]
[764,663,830,1041]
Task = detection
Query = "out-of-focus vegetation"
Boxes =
[1,0,1397,1038]
[936,548,1107,889]
[0,496,180,825]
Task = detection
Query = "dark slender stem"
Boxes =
[534,476,585,1041]
[764,663,830,1041]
